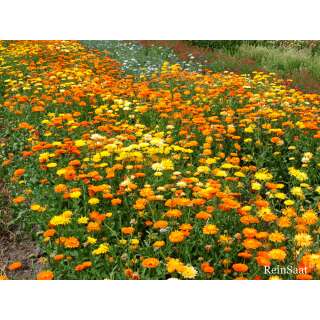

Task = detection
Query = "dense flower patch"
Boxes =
[1,40,320,279]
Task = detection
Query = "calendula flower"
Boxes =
[180,265,198,279]
[86,236,97,245]
[294,233,313,247]
[232,263,248,273]
[269,249,286,261]
[203,224,219,235]
[141,258,160,268]
[169,231,185,243]
[47,162,57,168]
[153,240,165,248]
[8,261,22,271]
[88,197,100,205]
[77,216,89,224]
[166,258,185,273]
[64,237,80,249]
[36,271,54,280]
[251,182,262,191]
[30,204,41,211]
[69,191,82,198]
[290,186,304,199]
[288,167,308,181]
[92,243,109,255]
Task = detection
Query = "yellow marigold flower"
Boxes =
[251,182,262,191]
[86,236,97,245]
[130,239,139,245]
[75,139,86,147]
[30,204,41,211]
[284,199,295,206]
[77,216,89,224]
[288,167,308,182]
[92,243,109,255]
[254,169,273,181]
[153,240,165,248]
[197,166,210,174]
[166,258,185,273]
[88,197,100,205]
[49,214,71,226]
[290,186,304,199]
[56,168,66,176]
[0,274,8,280]
[161,159,174,170]
[269,276,282,280]
[274,192,286,200]
[70,191,82,198]
[302,210,318,225]
[47,162,57,168]
[294,233,313,247]
[180,265,198,279]
[203,224,219,235]
[269,249,286,261]
[234,171,245,177]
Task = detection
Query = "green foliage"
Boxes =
[189,40,242,53]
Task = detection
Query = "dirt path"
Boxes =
[0,234,42,280]
[0,179,43,280]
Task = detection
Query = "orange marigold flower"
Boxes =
[111,198,122,206]
[75,261,92,271]
[169,230,185,243]
[238,251,252,259]
[203,224,219,235]
[201,262,215,274]
[13,196,26,204]
[242,227,257,238]
[256,231,269,239]
[165,209,182,218]
[242,238,262,250]
[141,257,160,268]
[153,220,168,229]
[36,270,54,280]
[64,237,80,249]
[43,229,56,238]
[256,256,271,267]
[296,274,313,280]
[232,263,249,273]
[13,168,25,177]
[121,226,135,235]
[8,261,22,271]
[195,211,212,220]
[87,221,101,232]
[54,184,68,193]
[133,198,148,210]
[53,254,64,262]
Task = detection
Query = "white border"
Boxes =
[0,0,320,39]
[0,280,319,319]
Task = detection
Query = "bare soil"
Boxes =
[0,179,43,280]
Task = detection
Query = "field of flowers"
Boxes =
[1,40,320,280]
